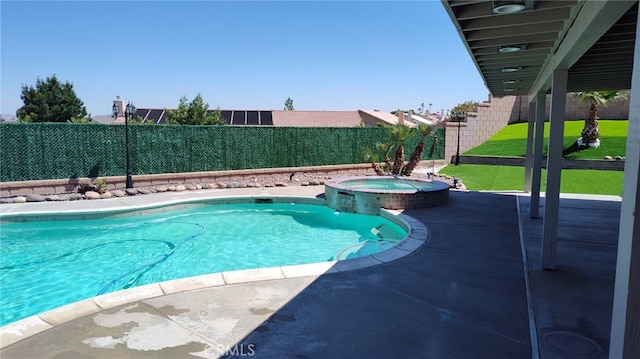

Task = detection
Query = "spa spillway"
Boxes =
[324,176,450,215]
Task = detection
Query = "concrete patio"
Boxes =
[0,187,620,358]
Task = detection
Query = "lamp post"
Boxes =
[454,111,465,166]
[112,101,136,188]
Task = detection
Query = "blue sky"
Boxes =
[1,1,489,117]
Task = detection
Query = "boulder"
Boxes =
[125,188,138,196]
[69,193,83,201]
[112,190,127,197]
[12,196,27,203]
[175,185,186,192]
[156,186,168,192]
[84,191,101,200]
[26,194,46,202]
[227,181,240,188]
[101,192,113,199]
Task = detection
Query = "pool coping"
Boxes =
[0,193,429,347]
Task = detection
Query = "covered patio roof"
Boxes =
[443,0,637,96]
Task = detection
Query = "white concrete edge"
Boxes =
[0,198,430,348]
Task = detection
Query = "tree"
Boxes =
[165,94,225,125]
[575,90,627,147]
[402,123,436,176]
[17,75,89,122]
[390,123,415,175]
[450,100,477,115]
[284,97,294,110]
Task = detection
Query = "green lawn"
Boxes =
[464,119,628,159]
[438,119,628,194]
[440,164,624,195]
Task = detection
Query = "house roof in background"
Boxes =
[271,110,363,127]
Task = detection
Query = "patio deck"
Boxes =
[0,187,620,358]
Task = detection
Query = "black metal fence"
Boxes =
[0,123,445,182]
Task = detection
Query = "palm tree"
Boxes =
[575,90,627,147]
[402,123,436,176]
[364,149,384,176]
[389,124,415,175]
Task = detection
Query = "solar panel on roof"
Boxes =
[232,111,246,125]
[220,111,233,125]
[247,111,259,125]
[148,109,163,123]
[260,111,273,125]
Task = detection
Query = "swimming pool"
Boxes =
[0,200,407,326]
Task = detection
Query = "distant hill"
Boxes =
[1,113,17,122]
[92,115,115,124]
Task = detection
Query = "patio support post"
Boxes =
[541,69,567,270]
[610,11,640,358]
[530,91,546,218]
[524,98,536,192]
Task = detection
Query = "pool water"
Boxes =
[340,178,434,191]
[0,202,406,326]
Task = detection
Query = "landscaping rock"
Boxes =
[12,196,27,203]
[69,193,83,201]
[175,185,186,192]
[26,194,46,202]
[138,188,152,195]
[101,192,112,199]
[84,191,101,200]
[227,181,240,188]
[125,188,138,196]
[45,194,60,201]
[156,186,168,192]
[301,181,310,186]
[58,194,71,201]
[217,182,227,189]
[186,184,197,191]
[615,156,624,161]
[308,180,320,186]
[275,182,288,187]
[112,190,127,197]
[604,156,613,160]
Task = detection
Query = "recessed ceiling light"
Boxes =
[504,88,519,92]
[493,3,525,14]
[499,45,524,53]
[503,80,520,84]
[502,66,522,72]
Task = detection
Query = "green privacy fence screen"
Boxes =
[0,123,445,182]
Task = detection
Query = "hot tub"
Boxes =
[324,176,449,214]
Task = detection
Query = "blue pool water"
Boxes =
[0,202,407,326]
[339,178,434,191]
